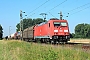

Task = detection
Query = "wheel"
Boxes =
[51,40,54,44]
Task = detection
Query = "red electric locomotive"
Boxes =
[33,18,70,43]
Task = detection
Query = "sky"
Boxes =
[0,0,90,37]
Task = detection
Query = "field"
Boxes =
[69,39,90,43]
[0,39,90,60]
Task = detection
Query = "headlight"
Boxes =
[54,30,58,32]
[64,30,68,32]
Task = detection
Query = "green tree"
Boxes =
[32,18,47,25]
[16,18,47,32]
[84,24,90,38]
[0,24,3,39]
[23,18,33,29]
[16,18,33,32]
[70,33,75,38]
[75,23,90,38]
[16,23,20,32]
[75,23,85,38]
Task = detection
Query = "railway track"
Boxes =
[32,41,90,51]
[7,39,90,50]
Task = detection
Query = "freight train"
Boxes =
[23,18,70,43]
[8,32,20,40]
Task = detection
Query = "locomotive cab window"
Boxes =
[54,22,67,27]
[49,23,50,27]
[54,22,60,26]
[61,22,67,26]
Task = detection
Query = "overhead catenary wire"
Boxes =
[68,3,90,13]
[25,0,67,17]
[44,0,56,8]
[28,13,35,18]
[63,2,90,17]
[26,0,67,19]
[26,0,50,18]
[47,0,67,12]
[25,0,90,19]
[70,6,90,16]
[49,12,56,18]
[46,0,67,18]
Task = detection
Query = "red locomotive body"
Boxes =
[33,18,70,43]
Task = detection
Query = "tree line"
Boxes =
[16,19,90,39]
[16,18,47,32]
[70,23,90,38]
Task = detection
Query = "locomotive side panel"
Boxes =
[34,23,51,39]
[34,25,42,38]
[41,24,49,38]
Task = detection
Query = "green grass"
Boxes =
[0,40,90,60]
